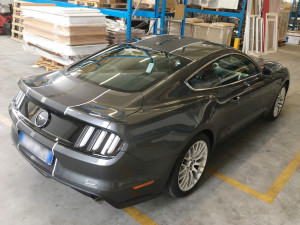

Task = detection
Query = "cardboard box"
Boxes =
[286,31,300,45]
[174,4,185,19]
[193,22,235,45]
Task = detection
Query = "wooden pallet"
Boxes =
[73,0,101,7]
[134,4,174,13]
[11,0,55,43]
[108,0,127,3]
[73,0,127,7]
[11,30,23,42]
[35,57,65,72]
[73,0,104,7]
[11,1,24,42]
[200,6,220,11]
[100,2,127,8]
[278,39,286,47]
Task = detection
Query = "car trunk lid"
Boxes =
[19,71,143,126]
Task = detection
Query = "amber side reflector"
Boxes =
[133,180,154,190]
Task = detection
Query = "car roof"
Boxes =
[132,35,229,61]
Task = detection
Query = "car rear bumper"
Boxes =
[9,103,163,208]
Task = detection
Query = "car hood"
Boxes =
[19,70,143,123]
[250,56,283,71]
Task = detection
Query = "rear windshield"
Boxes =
[67,45,191,92]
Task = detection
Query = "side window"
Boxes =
[212,54,260,85]
[188,64,220,89]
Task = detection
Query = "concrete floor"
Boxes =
[0,35,300,225]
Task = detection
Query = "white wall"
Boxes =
[1,0,14,5]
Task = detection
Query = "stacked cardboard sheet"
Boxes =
[286,31,300,45]
[22,6,108,65]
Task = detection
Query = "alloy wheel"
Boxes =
[178,140,208,192]
[273,87,286,117]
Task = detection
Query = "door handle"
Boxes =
[231,96,240,101]
[244,81,251,87]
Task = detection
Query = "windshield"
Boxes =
[67,45,192,92]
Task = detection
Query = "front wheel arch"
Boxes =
[284,80,289,91]
[201,129,214,149]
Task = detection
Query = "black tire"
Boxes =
[266,85,287,121]
[166,133,210,197]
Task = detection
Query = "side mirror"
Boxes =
[259,67,274,79]
[262,67,274,77]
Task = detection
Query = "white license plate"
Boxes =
[19,131,54,165]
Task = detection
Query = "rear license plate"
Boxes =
[19,131,54,165]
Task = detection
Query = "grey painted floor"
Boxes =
[0,35,300,225]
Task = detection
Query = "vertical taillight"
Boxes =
[14,90,25,109]
[105,135,121,155]
[75,125,95,148]
[76,126,123,157]
[91,130,107,151]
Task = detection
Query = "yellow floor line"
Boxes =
[265,150,300,203]
[207,150,300,204]
[206,168,272,203]
[0,113,11,127]
[123,207,158,225]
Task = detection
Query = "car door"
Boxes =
[211,53,271,140]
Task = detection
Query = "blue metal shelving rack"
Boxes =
[19,0,247,42]
[288,0,300,30]
[100,0,171,39]
[180,0,247,39]
[20,0,171,39]
[100,0,175,38]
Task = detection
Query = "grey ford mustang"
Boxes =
[9,35,289,208]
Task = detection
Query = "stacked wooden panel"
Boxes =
[22,6,108,67]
